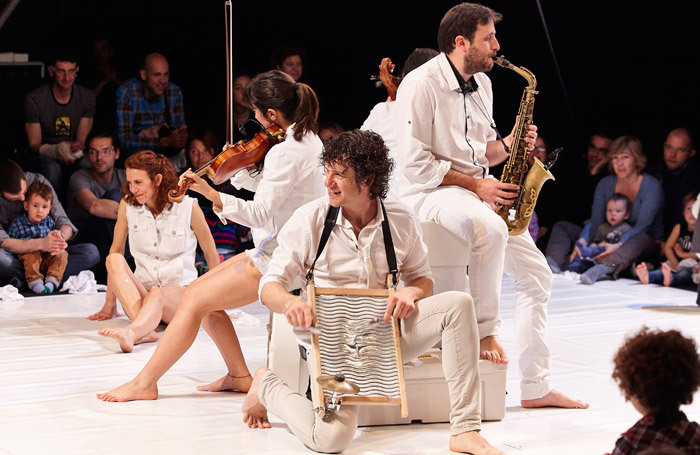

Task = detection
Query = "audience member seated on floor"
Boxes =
[318,122,344,141]
[649,128,700,238]
[81,36,122,130]
[545,136,664,282]
[270,44,304,82]
[608,327,700,454]
[184,130,254,274]
[526,133,561,246]
[564,193,631,282]
[552,132,613,228]
[230,73,257,144]
[116,52,187,168]
[67,129,126,279]
[22,48,95,193]
[637,193,698,288]
[87,151,219,354]
[0,159,99,289]
[8,181,68,294]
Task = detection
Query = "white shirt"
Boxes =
[260,197,433,295]
[395,53,497,202]
[126,195,197,289]
[214,126,325,260]
[361,101,401,200]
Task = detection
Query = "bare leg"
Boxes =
[242,367,271,429]
[97,253,261,402]
[636,262,650,284]
[196,310,253,392]
[449,431,504,455]
[661,262,673,287]
[105,253,148,320]
[521,389,589,409]
[98,286,186,353]
[479,335,509,364]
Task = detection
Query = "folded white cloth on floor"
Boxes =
[60,271,108,294]
[0,284,24,300]
[227,309,260,327]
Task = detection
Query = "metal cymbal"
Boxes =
[316,373,360,394]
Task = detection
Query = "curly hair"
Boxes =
[122,150,178,213]
[612,327,700,416]
[320,129,393,199]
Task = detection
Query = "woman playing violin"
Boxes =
[97,70,325,402]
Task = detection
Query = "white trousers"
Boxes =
[413,186,553,400]
[259,291,481,453]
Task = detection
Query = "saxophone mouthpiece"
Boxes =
[493,55,511,68]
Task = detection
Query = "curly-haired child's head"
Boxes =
[612,327,700,415]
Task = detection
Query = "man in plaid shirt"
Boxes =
[115,52,187,160]
[610,327,700,454]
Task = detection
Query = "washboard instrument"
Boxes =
[306,202,408,419]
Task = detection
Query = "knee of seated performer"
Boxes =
[310,417,357,454]
[105,252,126,272]
[470,214,508,247]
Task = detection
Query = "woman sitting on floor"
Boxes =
[87,150,219,353]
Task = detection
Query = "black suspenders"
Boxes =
[305,201,398,287]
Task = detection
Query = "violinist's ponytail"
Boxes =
[291,82,319,141]
[247,70,319,141]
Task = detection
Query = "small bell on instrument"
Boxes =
[316,373,360,395]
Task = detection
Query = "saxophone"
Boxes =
[493,55,554,236]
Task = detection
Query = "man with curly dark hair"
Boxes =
[244,129,502,454]
[610,327,700,454]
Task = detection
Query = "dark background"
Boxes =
[1,0,699,170]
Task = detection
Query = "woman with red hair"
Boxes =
[87,150,219,353]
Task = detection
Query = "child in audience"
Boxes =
[565,193,631,282]
[637,194,698,287]
[610,327,700,454]
[8,181,68,294]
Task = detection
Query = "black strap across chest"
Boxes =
[305,200,398,287]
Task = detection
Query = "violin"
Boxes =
[369,57,401,101]
[168,125,285,202]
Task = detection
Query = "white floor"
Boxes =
[1,275,698,455]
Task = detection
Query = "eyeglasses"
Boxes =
[87,148,115,157]
[534,146,547,153]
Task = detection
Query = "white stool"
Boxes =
[419,221,470,294]
[267,314,507,425]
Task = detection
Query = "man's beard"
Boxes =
[463,47,493,74]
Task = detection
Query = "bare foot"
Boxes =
[98,327,159,353]
[449,430,504,454]
[96,377,158,402]
[521,389,589,409]
[479,335,509,364]
[197,372,253,393]
[636,262,649,284]
[242,367,271,429]
[661,262,673,287]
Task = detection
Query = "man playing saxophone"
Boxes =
[395,2,587,409]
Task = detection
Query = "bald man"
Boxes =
[115,52,187,161]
